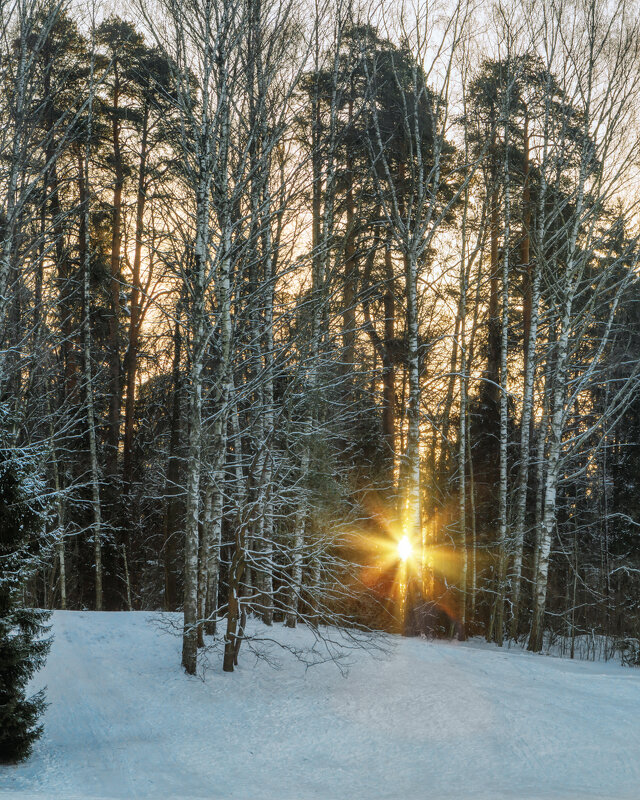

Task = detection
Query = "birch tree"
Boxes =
[528,0,640,651]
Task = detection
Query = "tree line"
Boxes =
[2,0,640,680]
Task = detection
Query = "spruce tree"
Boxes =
[0,445,51,763]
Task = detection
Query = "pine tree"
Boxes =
[0,443,51,763]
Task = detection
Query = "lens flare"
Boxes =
[398,535,412,562]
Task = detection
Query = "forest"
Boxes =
[2,0,640,690]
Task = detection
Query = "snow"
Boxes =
[1,611,639,800]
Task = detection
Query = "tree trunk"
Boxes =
[106,64,124,484]
[404,250,423,607]
[204,480,223,636]
[494,125,511,647]
[529,301,572,652]
[181,182,210,675]
[163,309,183,611]
[78,142,103,612]
[123,102,149,490]
[223,527,245,671]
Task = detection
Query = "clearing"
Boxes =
[1,611,638,800]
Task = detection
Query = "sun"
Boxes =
[398,535,412,562]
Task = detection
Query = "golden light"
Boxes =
[398,535,412,562]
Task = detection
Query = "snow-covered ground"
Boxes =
[1,611,639,800]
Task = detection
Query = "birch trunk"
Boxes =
[204,478,223,636]
[493,133,510,647]
[49,423,66,610]
[528,298,572,651]
[509,115,549,637]
[0,5,30,350]
[403,249,423,635]
[528,29,596,647]
[162,308,183,611]
[457,169,470,640]
[286,453,308,628]
[181,175,210,674]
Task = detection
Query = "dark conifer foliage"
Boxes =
[0,444,51,763]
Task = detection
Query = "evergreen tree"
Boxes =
[0,440,51,762]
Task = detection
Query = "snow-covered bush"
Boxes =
[614,637,640,667]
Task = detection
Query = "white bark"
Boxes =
[493,101,511,647]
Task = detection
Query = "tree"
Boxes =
[527,0,640,651]
[357,7,469,631]
[0,441,51,762]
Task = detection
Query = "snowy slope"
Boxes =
[1,611,639,800]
